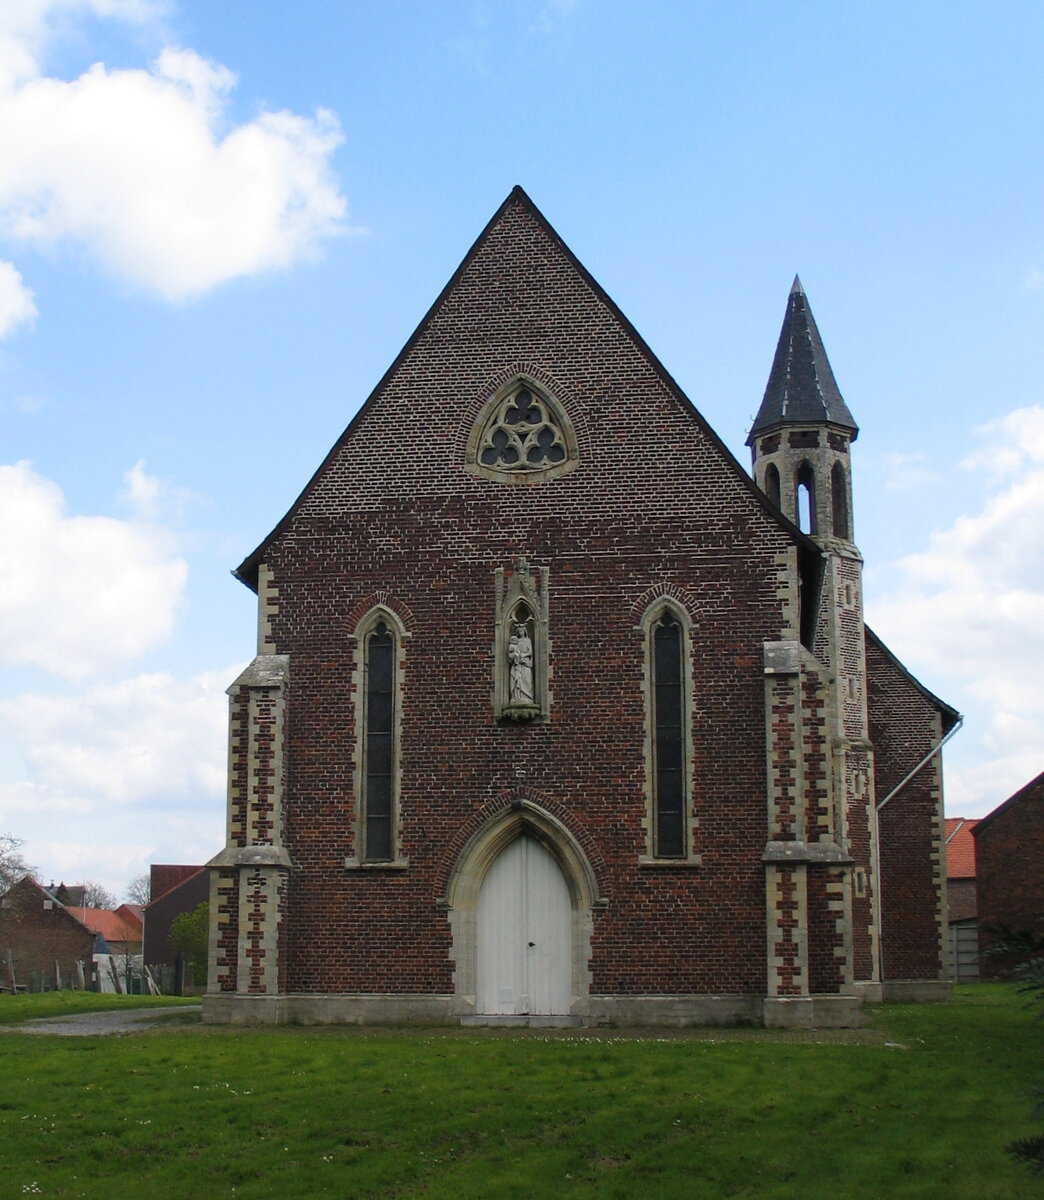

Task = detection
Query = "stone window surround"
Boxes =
[345,604,410,871]
[636,597,701,867]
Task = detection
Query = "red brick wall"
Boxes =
[866,632,948,980]
[808,868,846,993]
[0,877,93,987]
[847,747,875,981]
[143,869,208,972]
[213,868,239,994]
[976,773,1044,979]
[947,877,977,925]
[256,193,803,998]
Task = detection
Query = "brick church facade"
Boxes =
[204,188,957,1028]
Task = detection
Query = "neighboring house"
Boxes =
[975,770,1044,979]
[50,882,86,908]
[143,865,209,994]
[945,818,980,982]
[77,905,144,957]
[205,188,958,1029]
[0,876,93,990]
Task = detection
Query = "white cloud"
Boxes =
[0,1,159,88]
[868,406,1044,818]
[883,451,942,492]
[122,458,161,517]
[0,665,233,810]
[529,0,579,34]
[119,457,195,521]
[0,3,345,303]
[0,662,238,893]
[0,259,36,336]
[0,460,187,678]
[961,406,1044,474]
[0,4,165,88]
[3,392,50,413]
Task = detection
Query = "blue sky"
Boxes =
[1,1,1042,896]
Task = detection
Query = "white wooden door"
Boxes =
[476,835,572,1015]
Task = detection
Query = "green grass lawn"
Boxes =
[0,991,200,1024]
[0,985,1039,1198]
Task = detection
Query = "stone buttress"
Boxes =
[204,563,292,1022]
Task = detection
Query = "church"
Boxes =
[204,188,958,1028]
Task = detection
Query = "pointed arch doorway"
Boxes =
[477,835,572,1015]
[445,800,600,1025]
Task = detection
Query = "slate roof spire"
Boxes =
[746,276,858,444]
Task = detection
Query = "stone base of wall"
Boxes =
[202,992,460,1026]
[584,994,764,1027]
[205,991,813,1028]
[848,980,883,1004]
[763,994,863,1029]
[461,1014,583,1027]
[881,978,953,1003]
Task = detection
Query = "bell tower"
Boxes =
[749,278,881,1004]
[747,276,858,540]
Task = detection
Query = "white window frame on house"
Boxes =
[637,598,700,867]
[346,605,409,870]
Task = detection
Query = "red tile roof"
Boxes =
[945,818,979,879]
[74,907,143,942]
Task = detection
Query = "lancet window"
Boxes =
[639,600,695,863]
[350,607,407,867]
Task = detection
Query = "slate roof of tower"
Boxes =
[746,276,859,444]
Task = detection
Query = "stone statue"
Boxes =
[508,620,534,705]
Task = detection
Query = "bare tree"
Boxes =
[124,873,151,906]
[81,880,118,909]
[0,833,33,893]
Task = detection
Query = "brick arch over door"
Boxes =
[444,799,601,1018]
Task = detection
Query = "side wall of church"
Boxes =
[866,637,948,981]
[976,774,1044,979]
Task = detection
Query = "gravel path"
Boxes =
[0,1007,892,1043]
[0,1006,200,1036]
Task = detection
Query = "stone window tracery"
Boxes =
[467,378,578,483]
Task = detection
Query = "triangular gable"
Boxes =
[865,625,960,731]
[973,768,1044,835]
[0,875,93,936]
[235,185,816,591]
